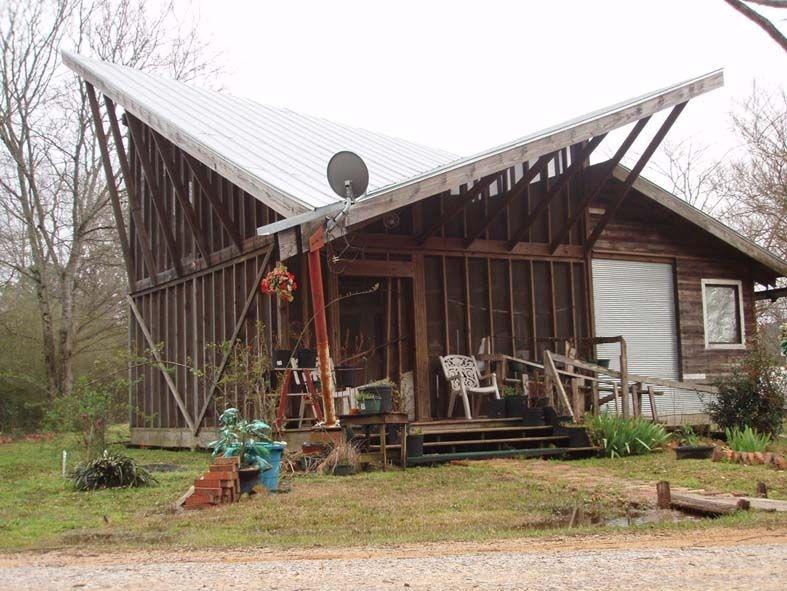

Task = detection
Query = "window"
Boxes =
[701,279,745,349]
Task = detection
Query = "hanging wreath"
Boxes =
[260,263,298,303]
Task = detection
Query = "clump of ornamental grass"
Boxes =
[70,450,156,491]
[724,425,771,453]
[586,414,670,458]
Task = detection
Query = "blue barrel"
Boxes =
[259,442,287,491]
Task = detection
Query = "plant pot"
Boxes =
[386,424,401,445]
[675,445,715,460]
[337,364,364,387]
[406,434,424,458]
[505,395,527,417]
[238,466,262,494]
[259,442,287,491]
[332,463,356,476]
[358,397,382,414]
[273,349,293,369]
[555,425,591,447]
[296,348,317,369]
[522,407,546,427]
[485,397,506,418]
[360,385,393,412]
[508,360,527,378]
[591,358,611,369]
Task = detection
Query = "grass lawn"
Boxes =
[1,427,785,552]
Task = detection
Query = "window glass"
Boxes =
[705,284,741,345]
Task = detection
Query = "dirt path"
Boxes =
[1,528,785,590]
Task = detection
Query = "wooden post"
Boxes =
[612,383,619,415]
[308,228,336,427]
[647,385,659,422]
[619,337,629,418]
[656,481,671,510]
[756,481,768,498]
[592,381,600,416]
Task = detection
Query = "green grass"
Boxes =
[0,427,785,552]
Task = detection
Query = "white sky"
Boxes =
[186,0,786,181]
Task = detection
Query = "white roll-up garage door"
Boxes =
[592,258,704,419]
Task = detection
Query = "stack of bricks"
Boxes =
[183,456,241,510]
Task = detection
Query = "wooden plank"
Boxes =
[416,176,497,244]
[104,96,159,283]
[506,136,606,250]
[150,132,211,259]
[85,83,134,286]
[464,154,553,247]
[412,253,431,420]
[192,246,274,435]
[585,102,688,252]
[336,258,414,278]
[543,351,574,419]
[127,294,196,433]
[127,116,184,275]
[183,153,244,251]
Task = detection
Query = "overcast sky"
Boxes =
[185,0,786,183]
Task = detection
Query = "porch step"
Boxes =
[418,425,552,436]
[423,435,568,447]
[405,446,598,465]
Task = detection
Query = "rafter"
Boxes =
[126,116,184,276]
[183,153,244,251]
[585,102,688,252]
[150,131,211,260]
[104,96,159,283]
[549,117,651,254]
[464,152,554,248]
[506,136,606,251]
[416,174,497,244]
[85,83,134,286]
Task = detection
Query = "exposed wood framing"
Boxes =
[183,153,244,251]
[127,295,196,432]
[150,131,211,260]
[585,102,687,252]
[416,175,497,244]
[193,246,273,435]
[104,96,159,283]
[549,117,651,253]
[412,252,431,419]
[127,116,184,275]
[85,83,134,285]
[465,153,553,247]
[506,136,606,250]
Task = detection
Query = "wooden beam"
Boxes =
[465,154,553,247]
[506,135,606,250]
[126,116,184,275]
[150,131,211,260]
[183,153,244,251]
[585,102,687,252]
[755,286,787,301]
[416,175,497,244]
[85,83,134,286]
[193,246,273,435]
[127,294,196,433]
[549,118,650,254]
[104,96,159,283]
[544,351,574,420]
[337,259,414,278]
[412,253,431,420]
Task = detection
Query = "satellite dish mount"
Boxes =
[325,151,369,234]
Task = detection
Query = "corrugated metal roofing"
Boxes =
[62,51,459,215]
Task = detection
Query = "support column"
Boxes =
[308,227,337,427]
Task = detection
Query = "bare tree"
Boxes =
[722,0,787,53]
[0,0,219,399]
[654,140,726,215]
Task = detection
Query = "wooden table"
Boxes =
[340,412,409,470]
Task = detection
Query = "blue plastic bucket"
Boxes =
[259,442,287,491]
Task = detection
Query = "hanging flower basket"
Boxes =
[260,263,298,303]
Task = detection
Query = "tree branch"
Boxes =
[723,0,787,52]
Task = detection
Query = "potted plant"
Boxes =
[406,427,424,458]
[502,385,527,417]
[209,408,287,492]
[355,389,382,414]
[484,395,506,418]
[674,426,716,460]
[359,378,397,412]
[296,348,317,368]
[319,441,360,476]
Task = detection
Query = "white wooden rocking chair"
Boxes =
[439,355,500,419]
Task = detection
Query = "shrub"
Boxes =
[70,451,156,491]
[724,425,771,452]
[586,414,670,458]
[208,407,273,469]
[706,343,785,437]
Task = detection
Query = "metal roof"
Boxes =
[62,51,459,217]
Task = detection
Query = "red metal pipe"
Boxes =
[307,234,337,426]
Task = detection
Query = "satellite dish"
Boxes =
[327,151,369,200]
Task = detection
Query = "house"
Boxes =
[63,52,787,449]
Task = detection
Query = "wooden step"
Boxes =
[423,435,568,447]
[405,446,598,465]
[420,425,551,436]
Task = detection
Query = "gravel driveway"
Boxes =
[2,540,785,591]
